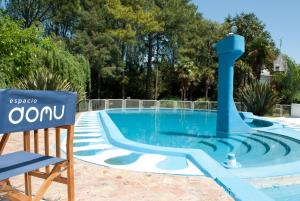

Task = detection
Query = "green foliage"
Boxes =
[247,36,277,79]
[31,40,90,95]
[238,81,279,115]
[175,58,201,100]
[0,72,7,88]
[0,15,90,98]
[16,68,72,91]
[201,66,216,101]
[0,15,43,83]
[15,68,86,101]
[293,93,300,104]
[5,0,71,28]
[234,60,253,88]
[273,57,300,104]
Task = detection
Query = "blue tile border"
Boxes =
[99,110,274,201]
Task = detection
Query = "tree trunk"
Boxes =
[205,79,210,101]
[181,86,186,101]
[97,69,101,98]
[154,34,160,100]
[121,43,126,99]
[189,88,194,101]
[205,85,209,101]
[122,70,125,99]
[254,61,262,80]
[146,33,153,99]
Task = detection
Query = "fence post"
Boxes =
[105,99,108,110]
[174,101,177,110]
[191,101,194,110]
[139,100,143,110]
[122,99,126,110]
[280,105,283,117]
[88,100,92,111]
[156,100,160,111]
[207,101,210,110]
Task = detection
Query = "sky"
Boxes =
[192,0,300,64]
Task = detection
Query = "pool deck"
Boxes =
[1,115,233,201]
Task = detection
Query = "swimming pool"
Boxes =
[64,109,298,201]
[261,184,300,201]
[107,109,300,168]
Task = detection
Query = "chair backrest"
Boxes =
[0,89,77,134]
[0,89,77,161]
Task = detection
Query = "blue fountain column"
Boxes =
[216,34,251,136]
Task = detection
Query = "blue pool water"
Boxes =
[262,185,300,201]
[107,109,300,168]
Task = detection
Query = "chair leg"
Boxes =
[0,133,10,155]
[66,125,75,201]
[0,179,9,190]
[23,131,32,199]
[33,163,65,201]
[67,163,74,201]
[24,173,32,199]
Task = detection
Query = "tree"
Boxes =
[201,67,216,101]
[0,15,43,84]
[235,60,253,88]
[247,36,276,80]
[68,0,120,98]
[175,58,201,100]
[0,15,90,96]
[106,0,163,99]
[31,40,90,95]
[45,1,81,37]
[273,57,300,104]
[4,0,72,28]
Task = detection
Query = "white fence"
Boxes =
[77,99,291,117]
[291,104,300,117]
[273,104,291,117]
[78,99,241,112]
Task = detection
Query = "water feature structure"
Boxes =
[215,30,251,136]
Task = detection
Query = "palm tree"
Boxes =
[201,67,215,101]
[247,36,276,80]
[175,59,201,100]
[15,68,86,101]
[235,60,253,88]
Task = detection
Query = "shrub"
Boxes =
[238,81,279,115]
[293,93,300,104]
[15,68,85,101]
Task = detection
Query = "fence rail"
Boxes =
[77,99,291,117]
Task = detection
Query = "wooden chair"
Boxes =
[0,89,76,201]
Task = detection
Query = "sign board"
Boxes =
[0,89,77,133]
